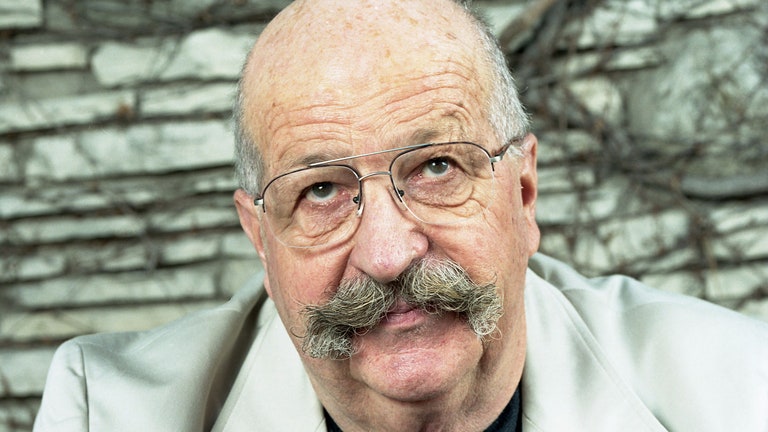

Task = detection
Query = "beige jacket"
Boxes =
[34,254,768,431]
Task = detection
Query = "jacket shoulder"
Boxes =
[34,272,272,431]
[527,253,768,431]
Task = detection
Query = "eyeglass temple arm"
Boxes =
[489,137,525,167]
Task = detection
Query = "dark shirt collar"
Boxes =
[324,387,522,432]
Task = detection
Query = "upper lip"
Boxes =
[387,299,415,315]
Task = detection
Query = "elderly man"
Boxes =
[35,0,768,431]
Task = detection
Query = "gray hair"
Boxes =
[233,0,530,196]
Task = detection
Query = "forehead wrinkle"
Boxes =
[262,83,476,178]
[265,102,354,141]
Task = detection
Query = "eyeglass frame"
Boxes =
[253,138,523,218]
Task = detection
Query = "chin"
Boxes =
[348,312,486,403]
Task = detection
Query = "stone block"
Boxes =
[630,248,700,275]
[550,210,693,275]
[222,231,258,257]
[5,214,146,245]
[80,120,234,174]
[93,28,253,86]
[536,130,601,165]
[712,226,768,262]
[3,170,236,220]
[160,235,222,264]
[149,203,240,233]
[0,143,17,181]
[10,43,88,71]
[159,29,254,81]
[535,193,581,226]
[535,177,649,226]
[0,0,42,29]
[6,265,218,309]
[554,46,664,77]
[709,201,768,233]
[192,171,239,193]
[0,301,221,343]
[91,41,169,86]
[641,271,704,298]
[570,233,615,277]
[567,77,624,126]
[0,91,134,134]
[5,70,102,100]
[0,193,54,219]
[657,0,761,20]
[161,0,291,21]
[598,210,690,264]
[708,201,768,260]
[24,135,93,181]
[0,184,133,219]
[705,265,766,301]
[71,241,151,273]
[537,231,576,266]
[0,253,66,283]
[626,24,766,149]
[681,171,768,200]
[30,241,148,276]
[537,165,596,193]
[0,347,56,397]
[141,82,236,116]
[25,120,233,181]
[561,0,658,48]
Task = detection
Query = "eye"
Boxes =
[304,182,338,203]
[422,157,452,178]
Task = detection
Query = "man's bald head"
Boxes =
[234,0,528,195]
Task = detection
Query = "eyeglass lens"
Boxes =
[261,142,497,248]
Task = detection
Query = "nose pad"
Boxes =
[354,171,407,217]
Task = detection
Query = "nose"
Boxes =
[348,174,428,284]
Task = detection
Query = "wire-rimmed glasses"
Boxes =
[254,140,520,248]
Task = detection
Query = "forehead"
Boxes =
[243,0,494,174]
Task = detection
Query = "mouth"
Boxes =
[381,299,424,326]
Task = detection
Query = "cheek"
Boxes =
[264,241,350,312]
[425,186,530,285]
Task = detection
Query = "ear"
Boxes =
[234,188,273,296]
[519,133,540,256]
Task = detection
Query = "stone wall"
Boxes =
[1,0,766,429]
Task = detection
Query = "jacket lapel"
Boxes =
[212,301,326,432]
[521,269,667,431]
